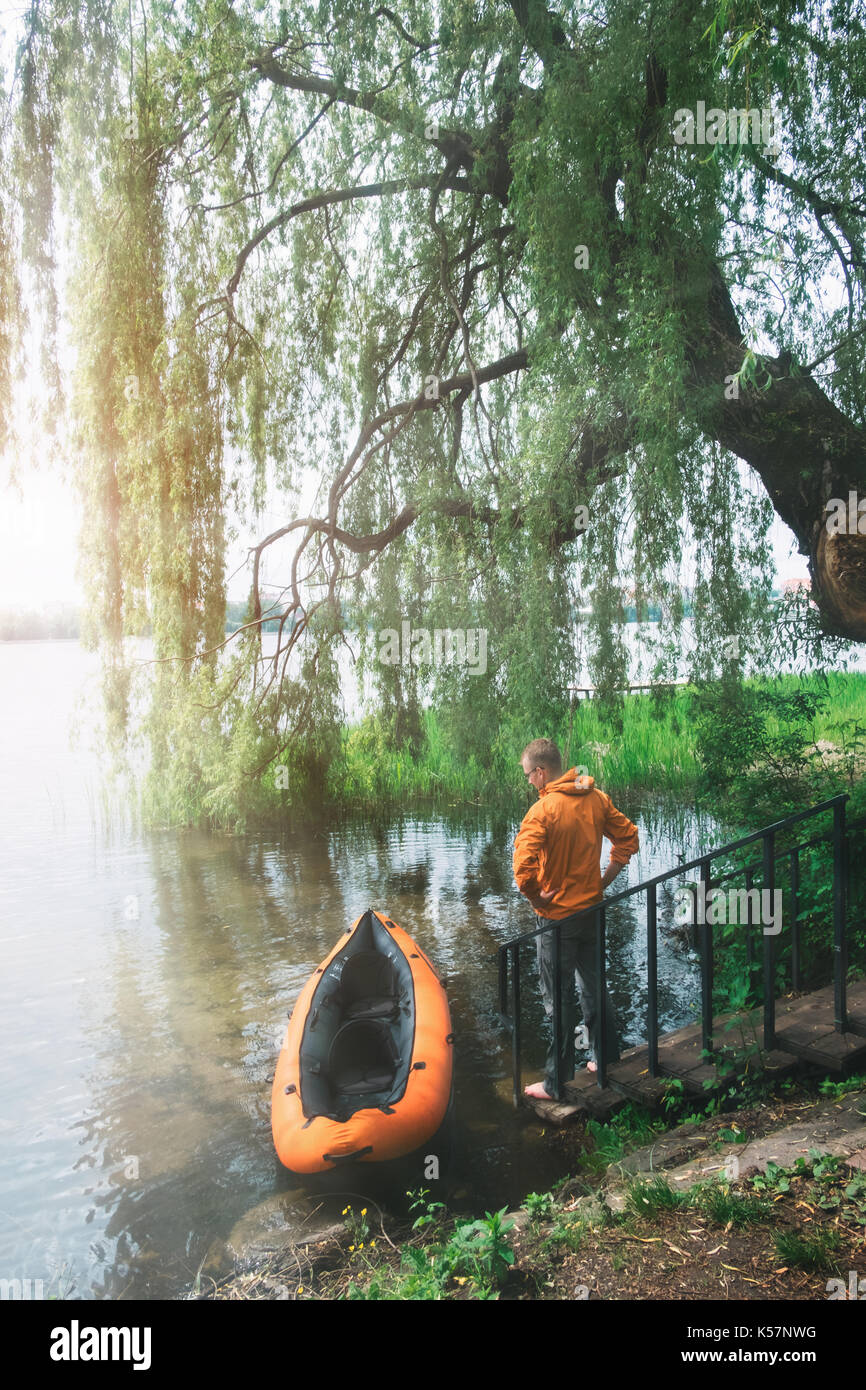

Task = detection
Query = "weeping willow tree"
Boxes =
[4,0,866,823]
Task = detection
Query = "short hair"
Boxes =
[520,738,562,774]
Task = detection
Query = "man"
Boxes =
[513,738,640,1100]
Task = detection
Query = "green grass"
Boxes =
[624,1176,688,1218]
[141,668,866,827]
[582,1104,666,1175]
[345,1203,516,1301]
[773,1227,841,1272]
[691,1181,772,1227]
[326,671,866,814]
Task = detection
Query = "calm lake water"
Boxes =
[0,640,729,1299]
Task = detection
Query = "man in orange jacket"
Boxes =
[513,738,640,1100]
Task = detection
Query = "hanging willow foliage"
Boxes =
[6,0,865,824]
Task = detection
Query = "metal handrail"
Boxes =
[499,794,856,1103]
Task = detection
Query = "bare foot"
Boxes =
[524,1081,554,1100]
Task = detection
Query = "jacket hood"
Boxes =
[539,768,595,797]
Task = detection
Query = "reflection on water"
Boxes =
[1,642,726,1299]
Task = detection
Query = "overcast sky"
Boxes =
[0,449,810,611]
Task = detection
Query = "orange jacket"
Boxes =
[513,770,639,919]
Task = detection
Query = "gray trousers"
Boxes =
[535,907,620,1096]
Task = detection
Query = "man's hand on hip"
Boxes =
[601,862,624,891]
[530,888,556,912]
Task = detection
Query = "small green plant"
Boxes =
[523,1191,554,1224]
[682,1108,707,1125]
[585,1117,626,1167]
[818,1072,866,1099]
[347,1245,447,1301]
[842,1171,866,1225]
[699,1036,763,1109]
[751,1160,791,1194]
[717,1124,747,1144]
[545,1218,585,1252]
[447,1208,516,1289]
[773,1227,841,1272]
[407,1187,446,1231]
[347,1202,518,1301]
[810,1150,843,1180]
[661,1078,685,1115]
[341,1204,371,1250]
[582,1103,663,1174]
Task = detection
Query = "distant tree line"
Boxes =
[0,600,303,640]
[225,599,298,634]
[0,604,80,640]
[0,593,788,641]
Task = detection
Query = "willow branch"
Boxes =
[248,51,479,173]
[226,174,472,298]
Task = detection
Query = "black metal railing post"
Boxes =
[833,798,847,1032]
[744,866,754,970]
[647,881,659,1078]
[762,830,776,1052]
[510,942,522,1107]
[790,849,801,991]
[596,905,607,1088]
[699,858,713,1059]
[498,944,508,1016]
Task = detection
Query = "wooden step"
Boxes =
[520,978,866,1124]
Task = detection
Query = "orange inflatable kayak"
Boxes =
[271,909,454,1176]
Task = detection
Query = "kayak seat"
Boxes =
[345,996,398,1021]
[333,949,401,1025]
[328,1019,399,1098]
[334,950,398,1001]
[339,1073,394,1096]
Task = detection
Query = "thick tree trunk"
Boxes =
[683,261,866,639]
[498,7,866,643]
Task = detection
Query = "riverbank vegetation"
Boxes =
[338,669,866,814]
[136,667,866,830]
[197,1073,866,1301]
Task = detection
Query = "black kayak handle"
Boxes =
[322,1145,373,1165]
